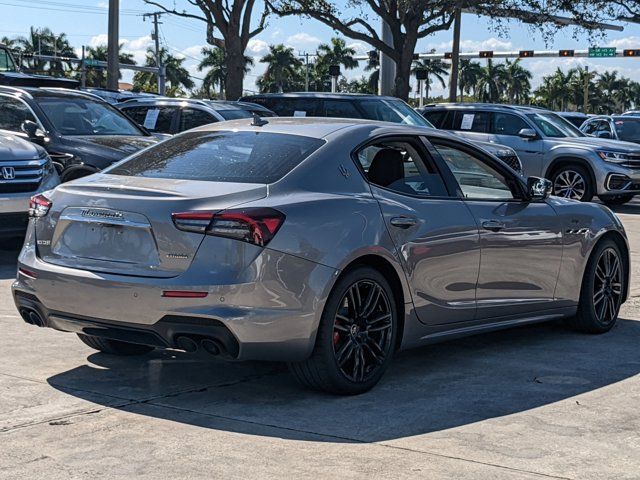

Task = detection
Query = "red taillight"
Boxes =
[162,290,208,298]
[171,208,285,247]
[28,194,52,218]
[18,267,37,279]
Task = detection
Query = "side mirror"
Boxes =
[21,120,48,146]
[596,131,612,139]
[518,128,538,140]
[527,176,552,201]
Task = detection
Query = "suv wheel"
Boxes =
[599,194,635,206]
[551,164,594,202]
[288,266,397,395]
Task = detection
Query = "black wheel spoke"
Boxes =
[363,341,385,365]
[361,284,381,318]
[593,247,623,325]
[336,340,355,367]
[593,288,605,306]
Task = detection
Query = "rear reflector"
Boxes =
[18,268,38,279]
[162,290,209,298]
[29,194,52,218]
[172,207,285,247]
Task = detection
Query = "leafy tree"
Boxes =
[15,27,77,76]
[315,37,358,77]
[503,58,532,103]
[257,44,304,93]
[144,0,269,100]
[458,59,483,101]
[412,57,449,103]
[133,48,194,95]
[84,44,136,88]
[476,59,507,103]
[198,46,253,99]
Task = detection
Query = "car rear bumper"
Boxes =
[12,228,338,362]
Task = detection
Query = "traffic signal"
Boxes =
[328,65,341,77]
[479,51,493,58]
[519,50,534,58]
[444,52,453,59]
[624,49,640,57]
[559,49,575,57]
[368,50,378,63]
[412,53,420,60]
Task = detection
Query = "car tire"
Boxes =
[599,194,635,206]
[551,164,594,202]
[567,239,624,334]
[77,333,154,356]
[288,266,398,395]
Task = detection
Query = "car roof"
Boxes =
[242,92,400,101]
[186,116,454,140]
[0,86,104,100]
[118,97,247,111]
[420,102,550,114]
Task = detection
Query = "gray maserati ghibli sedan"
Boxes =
[13,118,629,394]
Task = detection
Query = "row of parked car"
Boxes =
[2,85,640,239]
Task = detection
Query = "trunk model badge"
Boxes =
[166,253,189,259]
[81,209,124,219]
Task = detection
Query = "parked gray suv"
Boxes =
[0,131,59,238]
[421,103,640,205]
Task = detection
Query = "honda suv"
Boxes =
[420,103,640,205]
[0,131,59,238]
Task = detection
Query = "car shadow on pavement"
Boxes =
[47,317,640,443]
[0,240,21,280]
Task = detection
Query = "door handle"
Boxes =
[482,220,505,232]
[390,216,418,229]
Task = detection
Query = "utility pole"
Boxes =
[107,0,119,90]
[448,7,462,102]
[299,52,311,91]
[80,45,86,88]
[583,66,590,113]
[144,12,166,95]
[379,19,395,96]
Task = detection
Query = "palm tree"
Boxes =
[412,57,449,103]
[476,59,507,103]
[16,27,76,76]
[503,59,532,104]
[85,44,136,88]
[458,59,483,101]
[198,46,253,99]
[133,48,194,96]
[257,44,303,93]
[315,37,358,78]
[364,52,379,94]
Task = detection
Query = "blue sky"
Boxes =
[2,0,640,96]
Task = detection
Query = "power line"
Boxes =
[0,0,143,15]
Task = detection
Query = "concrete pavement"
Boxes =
[1,206,640,479]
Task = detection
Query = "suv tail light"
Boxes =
[172,208,285,247]
[29,194,52,218]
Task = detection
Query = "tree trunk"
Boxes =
[225,43,245,100]
[393,35,418,101]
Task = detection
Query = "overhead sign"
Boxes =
[589,47,616,58]
[84,59,101,67]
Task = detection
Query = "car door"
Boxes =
[431,138,563,319]
[488,112,544,178]
[355,136,480,325]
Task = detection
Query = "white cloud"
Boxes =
[286,32,321,45]
[247,39,269,57]
[607,36,640,49]
[427,37,515,53]
[181,45,206,58]
[347,42,370,55]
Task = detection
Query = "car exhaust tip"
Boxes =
[201,338,223,356]
[175,335,199,353]
[23,309,45,327]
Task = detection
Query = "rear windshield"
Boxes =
[107,131,324,183]
[217,109,253,120]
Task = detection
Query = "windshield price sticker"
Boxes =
[460,113,475,130]
[143,109,160,129]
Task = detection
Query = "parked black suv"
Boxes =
[0,86,157,182]
[0,44,78,88]
[240,93,523,173]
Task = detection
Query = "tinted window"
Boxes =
[180,108,217,131]
[0,49,17,72]
[582,120,598,135]
[451,111,490,133]
[0,96,36,131]
[323,100,362,118]
[526,113,584,138]
[122,106,174,133]
[357,99,428,126]
[38,96,143,136]
[108,131,324,184]
[422,110,446,128]
[435,144,515,200]
[356,140,448,197]
[614,118,640,143]
[492,113,530,136]
[257,98,320,117]
[217,109,253,120]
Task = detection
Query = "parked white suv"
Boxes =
[0,131,59,238]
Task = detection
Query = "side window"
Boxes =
[422,110,446,128]
[123,106,174,133]
[434,143,515,200]
[492,113,530,136]
[450,111,490,133]
[180,108,217,131]
[323,100,362,119]
[0,96,37,131]
[582,121,598,135]
[356,139,449,198]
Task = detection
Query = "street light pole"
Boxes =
[107,0,119,90]
[379,19,395,96]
